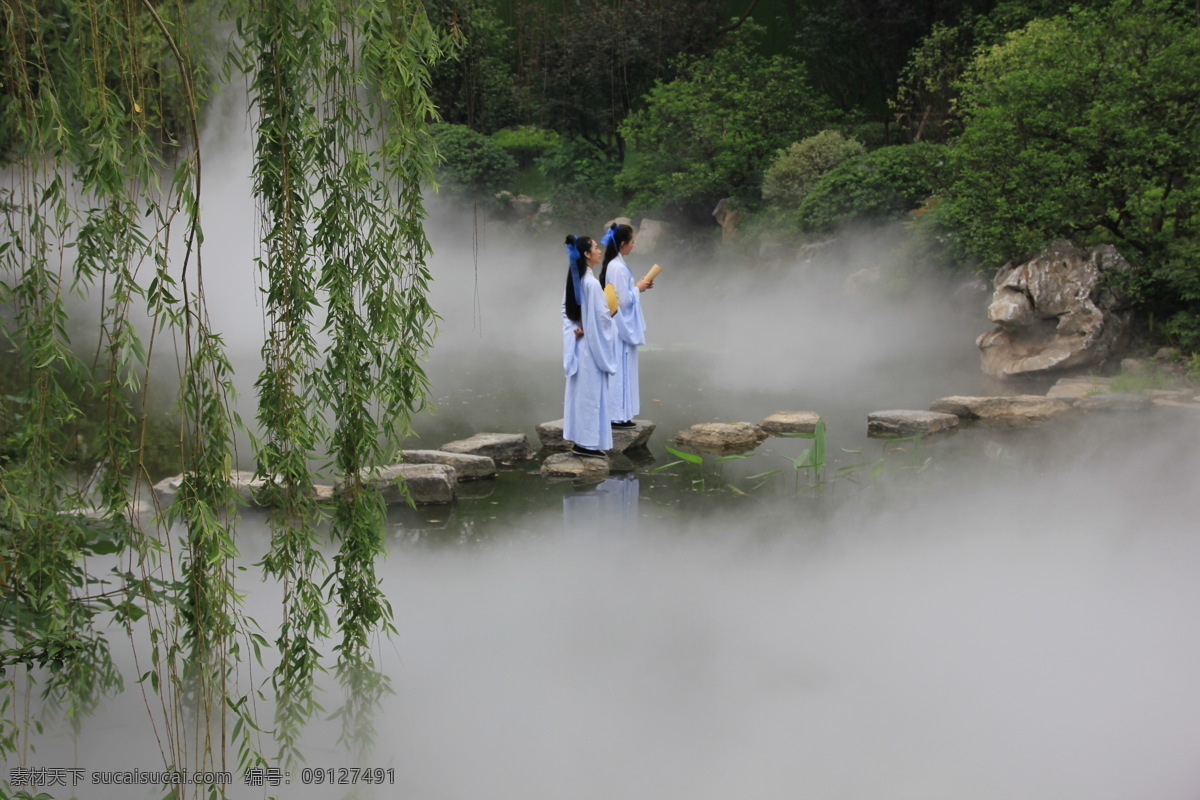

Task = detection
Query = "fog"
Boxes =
[9,94,1200,800]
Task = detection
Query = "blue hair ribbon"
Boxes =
[599,224,617,250]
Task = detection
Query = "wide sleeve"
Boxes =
[581,276,618,375]
[561,297,578,377]
[609,258,646,347]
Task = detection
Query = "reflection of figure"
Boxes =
[562,234,617,458]
[598,224,653,428]
[562,473,640,532]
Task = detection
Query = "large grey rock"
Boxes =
[354,464,456,505]
[673,422,767,454]
[712,198,744,241]
[759,411,822,435]
[843,266,884,297]
[636,218,671,253]
[535,419,655,453]
[1075,393,1154,412]
[977,240,1135,379]
[402,449,496,481]
[439,432,532,463]
[928,395,1075,425]
[867,410,959,439]
[540,452,610,480]
[795,239,837,266]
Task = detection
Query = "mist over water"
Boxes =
[13,98,1200,800]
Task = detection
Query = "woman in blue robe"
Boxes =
[562,234,617,457]
[598,223,653,427]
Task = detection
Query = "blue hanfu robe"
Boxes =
[562,268,618,450]
[605,254,646,422]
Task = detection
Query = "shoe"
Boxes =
[611,420,636,428]
[571,445,607,459]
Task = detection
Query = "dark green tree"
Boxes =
[944,0,1200,344]
[617,22,833,215]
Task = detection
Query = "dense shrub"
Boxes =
[797,142,945,232]
[429,123,518,196]
[762,130,866,209]
[617,23,833,213]
[534,137,621,227]
[491,126,563,169]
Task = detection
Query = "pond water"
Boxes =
[16,128,1200,799]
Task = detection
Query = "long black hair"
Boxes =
[599,223,633,286]
[563,234,595,323]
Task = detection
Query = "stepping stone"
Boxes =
[351,463,456,505]
[1075,392,1154,412]
[153,471,292,508]
[535,419,655,453]
[402,449,496,480]
[758,411,822,435]
[929,395,1074,425]
[673,422,768,454]
[540,452,610,480]
[867,410,958,438]
[440,432,532,463]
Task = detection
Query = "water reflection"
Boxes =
[563,472,640,533]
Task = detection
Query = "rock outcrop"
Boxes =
[712,198,743,241]
[635,218,671,253]
[977,240,1135,379]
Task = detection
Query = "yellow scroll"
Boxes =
[604,283,619,315]
[642,263,663,283]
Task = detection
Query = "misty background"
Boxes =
[14,81,1200,800]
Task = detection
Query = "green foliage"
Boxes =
[534,135,620,226]
[763,130,866,209]
[617,23,834,212]
[2,0,449,786]
[425,0,530,133]
[430,122,517,197]
[942,0,1200,348]
[0,0,213,160]
[797,142,945,232]
[512,0,726,154]
[945,0,1200,264]
[492,125,562,168]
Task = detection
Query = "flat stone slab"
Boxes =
[402,449,496,481]
[440,432,532,463]
[1046,376,1112,399]
[153,470,298,508]
[354,463,456,505]
[673,422,768,454]
[540,452,610,480]
[758,411,823,436]
[1075,392,1154,412]
[867,410,959,439]
[929,395,1074,425]
[535,419,655,453]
